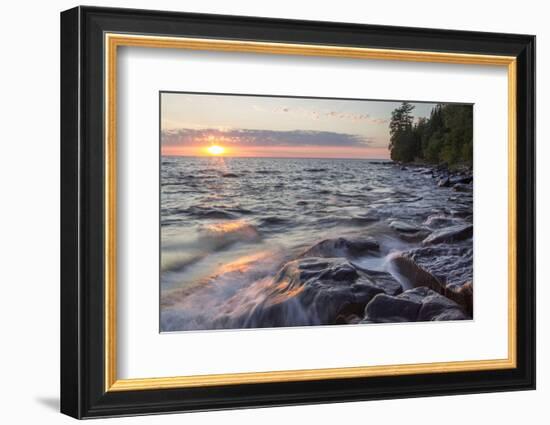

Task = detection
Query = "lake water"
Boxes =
[160,156,473,331]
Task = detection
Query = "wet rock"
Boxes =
[335,313,362,325]
[422,224,473,244]
[452,175,473,185]
[445,281,473,316]
[325,262,358,281]
[348,215,380,226]
[423,215,461,229]
[390,220,421,233]
[390,220,430,242]
[428,309,469,321]
[417,290,470,321]
[395,230,432,243]
[438,177,451,187]
[364,287,470,323]
[387,254,444,294]
[397,248,473,314]
[235,257,402,327]
[347,314,362,324]
[403,246,473,288]
[453,183,472,192]
[300,237,379,259]
[364,293,421,322]
[450,208,473,219]
[399,285,434,302]
[351,265,403,295]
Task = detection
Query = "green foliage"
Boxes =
[389,102,416,162]
[388,102,473,166]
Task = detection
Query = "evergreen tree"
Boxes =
[388,102,472,167]
[389,102,416,162]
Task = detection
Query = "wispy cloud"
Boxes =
[276,106,388,125]
[161,128,374,148]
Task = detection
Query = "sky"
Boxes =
[161,92,439,159]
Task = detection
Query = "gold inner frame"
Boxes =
[104,33,517,392]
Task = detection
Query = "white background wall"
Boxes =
[0,0,545,423]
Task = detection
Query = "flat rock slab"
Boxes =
[422,224,473,245]
[403,245,473,288]
[389,220,421,233]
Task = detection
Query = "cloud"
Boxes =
[275,106,388,124]
[161,128,374,148]
[324,111,388,124]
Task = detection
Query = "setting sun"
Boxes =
[207,145,225,155]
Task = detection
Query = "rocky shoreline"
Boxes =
[223,232,472,328]
[239,161,474,327]
[161,159,474,331]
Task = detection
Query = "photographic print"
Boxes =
[61,9,535,416]
[160,92,474,332]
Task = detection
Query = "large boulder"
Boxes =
[229,257,402,328]
[299,237,379,259]
[417,290,469,321]
[364,287,470,323]
[402,245,473,287]
[387,251,473,314]
[364,293,421,322]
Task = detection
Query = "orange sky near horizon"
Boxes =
[161,144,391,159]
[160,93,441,160]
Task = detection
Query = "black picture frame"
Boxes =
[61,5,535,419]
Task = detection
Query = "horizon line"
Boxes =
[161,154,392,161]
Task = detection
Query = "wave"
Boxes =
[185,206,237,219]
[259,216,292,227]
[313,214,380,227]
[161,250,289,331]
[255,169,281,175]
[161,219,473,331]
[161,220,261,273]
[161,253,403,331]
[185,205,255,219]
